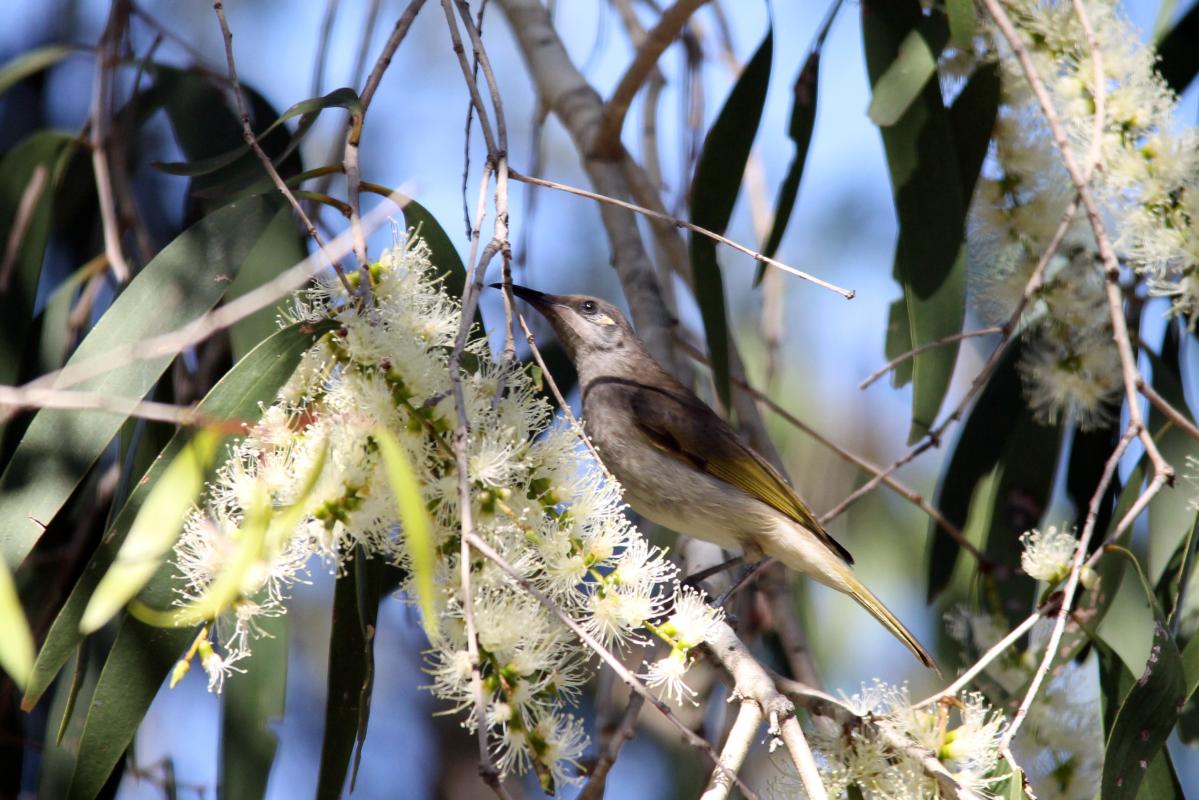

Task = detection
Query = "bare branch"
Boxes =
[91,0,132,283]
[0,165,49,291]
[212,0,357,296]
[577,695,644,800]
[596,0,711,155]
[699,698,762,800]
[860,327,1005,390]
[0,386,212,427]
[509,169,855,299]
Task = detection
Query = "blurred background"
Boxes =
[4,0,1198,796]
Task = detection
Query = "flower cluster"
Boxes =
[168,233,710,789]
[964,0,1199,429]
[773,681,1008,799]
[946,610,1103,799]
[641,586,725,705]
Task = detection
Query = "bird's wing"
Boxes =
[627,382,853,565]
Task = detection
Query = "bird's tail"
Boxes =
[842,570,941,676]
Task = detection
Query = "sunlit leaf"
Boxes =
[0,554,33,689]
[23,320,334,710]
[0,196,273,572]
[0,43,78,97]
[375,427,437,641]
[946,0,977,50]
[866,15,947,127]
[78,429,222,634]
[864,0,969,444]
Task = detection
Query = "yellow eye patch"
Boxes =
[594,314,617,326]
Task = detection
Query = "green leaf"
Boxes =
[866,14,948,127]
[863,0,969,444]
[757,48,819,278]
[66,619,192,800]
[1101,619,1186,799]
[316,549,383,799]
[948,61,1000,206]
[883,297,914,387]
[23,320,334,709]
[0,196,274,572]
[0,553,33,689]
[1156,1,1199,94]
[1155,513,1197,625]
[690,25,773,409]
[0,44,78,97]
[946,0,978,50]
[926,344,1022,600]
[38,644,102,800]
[78,430,222,634]
[375,427,436,640]
[154,87,361,178]
[402,199,467,298]
[0,131,78,447]
[220,612,286,800]
[226,207,308,360]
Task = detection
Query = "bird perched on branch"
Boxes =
[501,283,938,673]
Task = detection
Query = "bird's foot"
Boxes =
[681,555,743,592]
[714,561,767,608]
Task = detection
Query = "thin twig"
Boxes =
[91,0,132,283]
[212,0,355,296]
[860,327,1005,390]
[360,0,428,112]
[1139,378,1199,444]
[912,606,1048,710]
[447,163,510,798]
[0,386,213,427]
[596,0,711,155]
[577,695,644,800]
[0,166,49,291]
[464,530,760,800]
[509,169,855,299]
[1002,424,1136,747]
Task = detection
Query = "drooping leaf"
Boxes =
[38,643,102,800]
[23,319,334,709]
[0,196,274,572]
[757,48,819,277]
[1156,1,1199,94]
[946,0,977,50]
[316,549,384,799]
[1100,620,1186,798]
[78,430,223,634]
[948,61,1000,205]
[375,427,436,640]
[883,297,914,387]
[863,0,969,444]
[0,553,33,689]
[401,199,467,298]
[866,14,948,127]
[66,619,191,800]
[927,343,1022,600]
[154,87,361,178]
[0,44,78,97]
[0,131,77,449]
[690,25,773,408]
[220,612,287,800]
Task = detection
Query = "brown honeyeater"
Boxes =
[504,284,938,673]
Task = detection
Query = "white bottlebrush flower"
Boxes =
[643,648,698,706]
[1019,525,1079,584]
[168,231,706,786]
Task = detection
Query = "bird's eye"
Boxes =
[580,300,597,315]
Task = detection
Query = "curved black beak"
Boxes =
[490,283,556,312]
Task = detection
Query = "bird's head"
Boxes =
[496,284,639,365]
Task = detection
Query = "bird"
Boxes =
[499,283,939,673]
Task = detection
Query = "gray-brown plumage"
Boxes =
[502,284,937,672]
